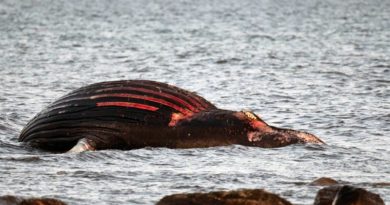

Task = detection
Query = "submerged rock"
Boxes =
[309,177,339,186]
[156,189,292,205]
[0,195,66,205]
[314,185,385,205]
[372,182,390,187]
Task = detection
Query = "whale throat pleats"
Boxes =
[18,80,217,151]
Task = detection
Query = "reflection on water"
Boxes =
[0,0,389,204]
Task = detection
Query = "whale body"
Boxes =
[19,80,324,152]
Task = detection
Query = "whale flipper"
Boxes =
[67,138,96,153]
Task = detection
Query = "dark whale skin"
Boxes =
[19,80,324,152]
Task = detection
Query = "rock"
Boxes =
[314,185,385,205]
[0,195,66,205]
[156,189,292,205]
[20,198,66,205]
[0,196,22,205]
[309,177,339,186]
[333,185,385,205]
[313,186,340,205]
[372,182,390,187]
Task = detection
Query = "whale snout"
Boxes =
[294,131,325,144]
[246,127,325,148]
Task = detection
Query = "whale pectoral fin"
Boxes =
[67,138,96,153]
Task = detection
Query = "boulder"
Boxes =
[313,186,340,205]
[156,189,292,205]
[0,196,22,205]
[309,177,339,186]
[314,185,385,205]
[0,195,66,205]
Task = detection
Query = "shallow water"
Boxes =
[0,0,389,204]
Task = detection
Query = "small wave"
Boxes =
[268,94,295,100]
[247,34,275,41]
[0,123,8,131]
[316,71,351,77]
[303,144,328,151]
[369,79,390,84]
[0,155,41,162]
[371,64,390,68]
[0,140,30,154]
[215,58,242,64]
[70,170,115,179]
[59,149,131,162]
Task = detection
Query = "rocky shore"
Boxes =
[1,178,386,205]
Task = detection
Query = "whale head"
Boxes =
[236,110,325,148]
[176,109,325,148]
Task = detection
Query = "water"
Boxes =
[0,0,389,204]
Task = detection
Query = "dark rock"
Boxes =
[0,195,66,205]
[314,185,385,205]
[334,185,385,205]
[309,177,339,186]
[156,189,293,205]
[0,195,22,205]
[313,186,341,205]
[20,198,66,205]
[372,182,390,187]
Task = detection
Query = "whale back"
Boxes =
[19,80,217,151]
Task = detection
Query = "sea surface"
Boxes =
[0,0,389,204]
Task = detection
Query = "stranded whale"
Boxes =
[19,80,324,152]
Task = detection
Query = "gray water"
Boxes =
[0,0,389,204]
